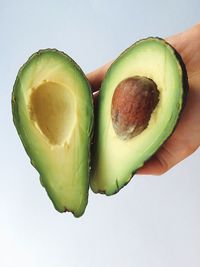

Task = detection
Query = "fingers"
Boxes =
[137,143,175,175]
[137,135,198,175]
[136,149,176,176]
[87,62,112,92]
[136,154,166,175]
[137,144,176,175]
[137,86,200,175]
[138,23,200,176]
[166,23,200,72]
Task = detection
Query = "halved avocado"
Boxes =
[12,49,93,217]
[91,37,188,195]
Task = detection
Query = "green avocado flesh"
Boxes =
[12,49,93,217]
[91,37,188,195]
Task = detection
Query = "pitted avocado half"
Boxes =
[12,49,93,217]
[90,37,188,195]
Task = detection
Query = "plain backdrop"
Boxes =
[1,0,200,266]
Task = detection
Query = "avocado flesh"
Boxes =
[91,38,188,195]
[12,49,93,217]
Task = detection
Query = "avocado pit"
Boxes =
[111,76,159,140]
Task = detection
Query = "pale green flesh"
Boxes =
[91,38,183,195]
[13,50,93,217]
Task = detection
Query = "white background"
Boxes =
[1,0,200,266]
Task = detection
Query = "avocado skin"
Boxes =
[12,49,94,217]
[169,41,188,109]
[92,37,188,196]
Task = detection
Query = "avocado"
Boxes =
[91,37,188,195]
[12,49,93,217]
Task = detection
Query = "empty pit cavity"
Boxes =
[30,81,76,145]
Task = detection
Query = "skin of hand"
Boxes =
[87,23,200,175]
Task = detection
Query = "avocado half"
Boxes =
[91,37,188,195]
[12,49,93,217]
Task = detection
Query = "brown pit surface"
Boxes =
[111,76,159,140]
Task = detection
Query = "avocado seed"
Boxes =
[111,76,159,140]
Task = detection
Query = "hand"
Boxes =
[87,23,200,175]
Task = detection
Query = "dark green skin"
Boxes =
[92,37,188,196]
